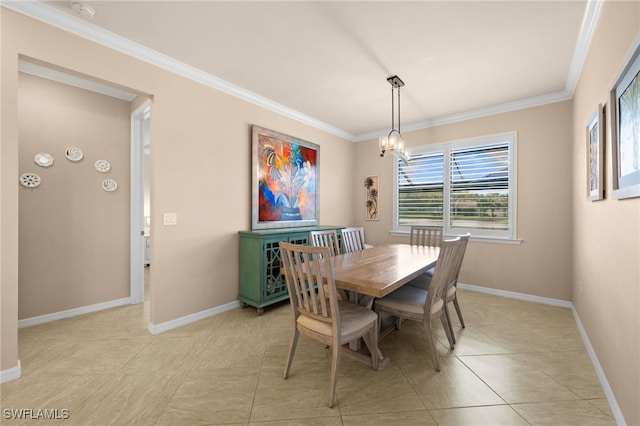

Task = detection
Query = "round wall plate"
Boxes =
[20,173,41,188]
[65,147,83,161]
[102,178,117,192]
[95,159,111,172]
[34,153,54,167]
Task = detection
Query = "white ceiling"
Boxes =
[9,1,599,140]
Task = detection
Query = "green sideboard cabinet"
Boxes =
[238,226,343,315]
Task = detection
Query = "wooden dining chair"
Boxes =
[443,233,470,344]
[279,242,379,408]
[309,229,341,256]
[410,225,443,248]
[406,225,443,289]
[374,237,461,371]
[340,227,366,253]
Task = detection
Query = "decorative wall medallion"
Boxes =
[34,153,54,167]
[102,178,117,192]
[19,173,41,188]
[65,147,83,161]
[94,159,111,172]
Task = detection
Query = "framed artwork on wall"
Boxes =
[586,104,605,201]
[609,39,640,200]
[251,125,319,229]
[364,175,379,220]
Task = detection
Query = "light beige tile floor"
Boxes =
[1,280,616,425]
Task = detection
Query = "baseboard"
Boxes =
[18,297,132,328]
[459,283,624,425]
[570,306,626,426]
[457,282,572,308]
[0,360,22,384]
[147,300,241,335]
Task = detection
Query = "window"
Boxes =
[394,132,517,240]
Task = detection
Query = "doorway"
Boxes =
[130,103,151,304]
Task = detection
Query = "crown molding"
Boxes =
[1,0,354,141]
[355,89,573,142]
[565,0,604,97]
[2,0,601,143]
[19,59,137,101]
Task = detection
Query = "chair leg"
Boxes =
[444,303,456,346]
[440,310,455,350]
[453,295,465,328]
[423,319,440,371]
[283,329,299,379]
[328,344,341,408]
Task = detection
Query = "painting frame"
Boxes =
[364,175,379,220]
[586,104,605,201]
[609,38,640,200]
[251,125,320,229]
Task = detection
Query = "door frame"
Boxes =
[130,103,150,304]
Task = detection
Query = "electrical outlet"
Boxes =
[163,212,177,226]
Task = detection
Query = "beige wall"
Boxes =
[572,2,640,424]
[1,9,354,371]
[355,101,574,301]
[1,3,639,424]
[18,73,131,319]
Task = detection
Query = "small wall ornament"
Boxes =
[20,173,41,188]
[364,176,379,220]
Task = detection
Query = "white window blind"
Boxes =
[394,132,517,240]
[449,143,510,231]
[398,152,444,226]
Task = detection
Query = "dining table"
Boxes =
[329,243,440,370]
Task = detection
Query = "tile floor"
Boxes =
[1,278,616,425]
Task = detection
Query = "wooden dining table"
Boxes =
[329,243,440,369]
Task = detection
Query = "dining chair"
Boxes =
[374,237,461,371]
[410,225,443,248]
[443,233,470,344]
[309,229,348,300]
[279,242,379,408]
[309,229,341,256]
[406,225,443,289]
[340,227,366,253]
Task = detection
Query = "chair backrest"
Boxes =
[410,226,443,248]
[340,227,366,253]
[279,242,339,328]
[451,233,470,286]
[309,230,340,257]
[423,236,461,314]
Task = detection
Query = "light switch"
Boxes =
[163,212,177,226]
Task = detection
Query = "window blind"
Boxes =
[397,152,444,226]
[449,142,510,230]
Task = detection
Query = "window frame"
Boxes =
[393,131,518,241]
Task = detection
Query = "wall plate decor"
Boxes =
[101,178,117,192]
[65,147,83,162]
[94,159,111,172]
[251,125,319,229]
[34,153,54,167]
[19,173,41,188]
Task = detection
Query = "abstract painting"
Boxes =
[252,125,319,229]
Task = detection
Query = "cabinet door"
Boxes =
[261,232,310,302]
[262,236,288,301]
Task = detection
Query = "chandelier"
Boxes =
[379,75,410,162]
